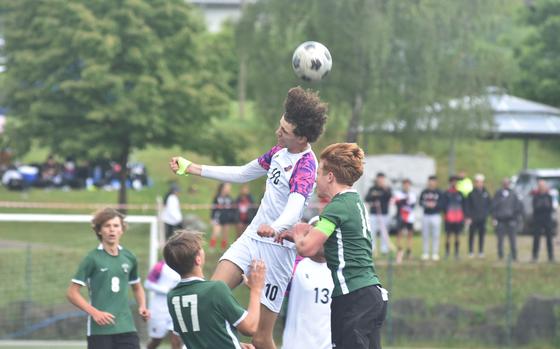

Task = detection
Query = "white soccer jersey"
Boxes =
[282,258,334,349]
[200,145,318,248]
[249,145,317,247]
[144,261,181,319]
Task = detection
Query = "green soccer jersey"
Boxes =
[318,189,380,297]
[72,244,140,336]
[167,277,247,349]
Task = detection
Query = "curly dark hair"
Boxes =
[283,87,328,143]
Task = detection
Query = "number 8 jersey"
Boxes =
[71,244,140,336]
[167,278,247,349]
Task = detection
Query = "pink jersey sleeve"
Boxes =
[289,152,317,197]
[147,260,165,283]
[257,145,283,170]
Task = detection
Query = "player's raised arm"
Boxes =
[257,192,307,237]
[236,260,266,336]
[169,156,267,183]
[293,222,329,257]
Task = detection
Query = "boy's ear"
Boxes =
[195,251,203,266]
[296,135,308,145]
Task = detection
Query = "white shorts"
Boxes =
[148,313,174,339]
[220,234,297,313]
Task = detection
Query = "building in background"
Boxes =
[190,0,255,33]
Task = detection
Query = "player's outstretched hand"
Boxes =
[256,224,276,238]
[138,306,150,322]
[169,157,191,176]
[92,309,115,326]
[241,343,255,349]
[245,260,266,293]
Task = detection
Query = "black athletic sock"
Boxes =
[455,241,459,256]
[445,242,450,257]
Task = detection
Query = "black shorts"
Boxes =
[331,285,388,349]
[398,221,413,232]
[445,222,464,234]
[165,223,183,240]
[87,332,139,349]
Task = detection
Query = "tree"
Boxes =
[237,0,514,155]
[1,0,231,205]
[514,0,560,108]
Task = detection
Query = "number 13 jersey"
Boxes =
[282,258,334,349]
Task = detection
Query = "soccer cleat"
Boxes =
[421,253,429,261]
[432,254,440,261]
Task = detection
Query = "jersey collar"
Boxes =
[97,243,123,250]
[337,188,357,196]
[287,144,312,155]
[181,276,205,282]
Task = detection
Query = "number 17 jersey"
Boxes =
[167,278,248,349]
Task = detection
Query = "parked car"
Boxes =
[513,169,560,235]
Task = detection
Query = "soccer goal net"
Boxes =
[0,213,158,342]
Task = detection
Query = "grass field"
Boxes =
[1,217,559,348]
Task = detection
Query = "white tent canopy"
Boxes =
[362,88,560,170]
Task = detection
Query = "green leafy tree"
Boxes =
[237,0,514,155]
[514,0,560,108]
[1,0,231,205]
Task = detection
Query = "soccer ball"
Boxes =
[292,41,332,82]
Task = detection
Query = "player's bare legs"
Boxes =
[396,229,404,263]
[147,338,162,349]
[252,305,277,349]
[211,259,244,289]
[407,229,413,259]
[169,332,182,349]
[221,224,231,250]
[210,223,221,251]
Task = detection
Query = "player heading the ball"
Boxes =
[164,230,265,349]
[169,86,328,349]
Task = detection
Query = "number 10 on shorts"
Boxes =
[265,283,279,301]
[171,295,200,333]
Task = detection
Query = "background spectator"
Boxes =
[457,170,473,198]
[210,182,237,251]
[532,180,555,262]
[442,176,466,260]
[465,174,492,258]
[394,178,416,263]
[364,172,392,255]
[419,175,443,261]
[1,164,24,191]
[161,183,183,240]
[39,154,62,188]
[492,178,523,261]
[236,184,256,239]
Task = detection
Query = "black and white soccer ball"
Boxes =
[292,41,332,82]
